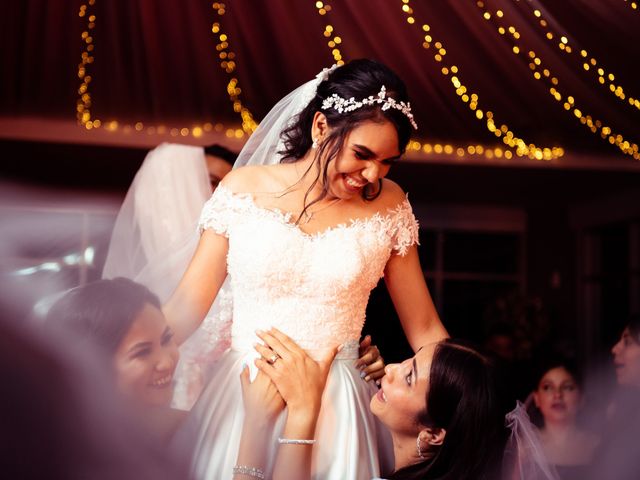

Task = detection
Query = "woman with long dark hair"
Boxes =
[237,330,554,480]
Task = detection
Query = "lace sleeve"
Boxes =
[197,184,237,237]
[389,199,420,256]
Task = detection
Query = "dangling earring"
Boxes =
[416,433,427,459]
[311,138,319,149]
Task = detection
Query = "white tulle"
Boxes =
[234,65,338,169]
[101,143,232,409]
[503,402,560,480]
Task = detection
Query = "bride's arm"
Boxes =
[163,229,228,345]
[384,245,448,351]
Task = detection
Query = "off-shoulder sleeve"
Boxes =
[389,198,420,256]
[197,184,237,237]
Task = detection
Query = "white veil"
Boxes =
[102,143,233,410]
[103,66,338,409]
[502,402,560,480]
[234,65,338,168]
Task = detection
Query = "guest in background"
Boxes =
[588,315,640,480]
[529,356,599,480]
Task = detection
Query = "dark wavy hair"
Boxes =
[390,339,508,480]
[279,59,414,222]
[45,278,161,356]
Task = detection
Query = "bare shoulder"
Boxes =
[219,164,276,193]
[376,178,408,209]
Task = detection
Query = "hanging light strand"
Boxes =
[313,1,345,65]
[74,1,244,138]
[399,0,563,161]
[76,0,97,130]
[524,1,640,112]
[211,2,258,136]
[476,2,639,160]
[623,0,639,11]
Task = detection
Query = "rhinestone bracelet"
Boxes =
[232,465,265,479]
[278,437,316,445]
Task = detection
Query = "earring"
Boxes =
[416,433,426,459]
[311,138,318,149]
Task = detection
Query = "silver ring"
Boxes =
[267,353,281,365]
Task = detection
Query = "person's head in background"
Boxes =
[532,356,583,428]
[46,278,179,407]
[203,144,236,190]
[612,314,640,388]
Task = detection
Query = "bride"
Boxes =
[165,59,448,479]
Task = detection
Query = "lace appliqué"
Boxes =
[196,184,421,353]
[388,200,420,256]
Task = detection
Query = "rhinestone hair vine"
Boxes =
[321,85,418,130]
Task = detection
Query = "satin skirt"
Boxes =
[174,347,393,480]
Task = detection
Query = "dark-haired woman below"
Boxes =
[46,278,185,444]
[235,329,556,480]
[165,59,447,479]
[529,358,599,480]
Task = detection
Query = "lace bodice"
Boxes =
[198,184,419,353]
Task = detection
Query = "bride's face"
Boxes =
[113,303,179,407]
[370,345,434,435]
[323,119,401,200]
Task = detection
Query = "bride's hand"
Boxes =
[355,335,385,384]
[254,328,340,419]
[239,364,285,426]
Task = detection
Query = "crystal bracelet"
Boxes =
[232,465,265,479]
[278,437,316,445]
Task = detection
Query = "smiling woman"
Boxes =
[164,59,448,480]
[235,331,555,480]
[45,277,185,443]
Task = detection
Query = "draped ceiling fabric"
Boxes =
[1,0,639,164]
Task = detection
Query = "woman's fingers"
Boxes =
[266,327,307,357]
[361,358,385,381]
[355,347,379,369]
[358,335,372,356]
[239,363,251,387]
[254,341,280,362]
[256,329,291,361]
[317,343,342,373]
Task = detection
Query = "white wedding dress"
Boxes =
[177,183,420,480]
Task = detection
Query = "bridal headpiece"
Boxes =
[321,85,418,130]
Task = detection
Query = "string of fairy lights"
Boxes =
[76,0,256,140]
[398,0,563,161]
[211,2,258,136]
[313,2,526,161]
[474,1,639,160]
[313,2,345,65]
[76,1,638,162]
[623,0,639,11]
[76,1,96,129]
[524,1,640,112]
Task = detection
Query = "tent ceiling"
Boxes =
[2,0,639,164]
